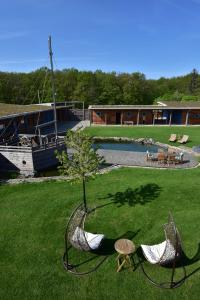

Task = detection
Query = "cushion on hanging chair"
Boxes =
[72,227,105,250]
[141,241,167,264]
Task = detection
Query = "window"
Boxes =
[191,113,200,119]
[96,111,104,117]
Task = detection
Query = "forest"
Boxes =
[0,68,200,107]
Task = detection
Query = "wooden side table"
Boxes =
[114,239,136,272]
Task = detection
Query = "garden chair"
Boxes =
[178,135,189,144]
[157,152,167,164]
[167,153,176,164]
[140,213,186,289]
[169,134,177,142]
[146,150,155,161]
[175,152,184,164]
[63,203,106,275]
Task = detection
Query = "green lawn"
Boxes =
[1,167,200,300]
[85,126,200,148]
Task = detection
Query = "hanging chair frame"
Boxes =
[63,203,107,275]
[139,213,187,289]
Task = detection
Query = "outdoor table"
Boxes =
[114,239,136,272]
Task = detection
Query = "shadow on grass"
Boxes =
[94,183,161,210]
[69,230,141,272]
[96,229,140,256]
[136,241,200,282]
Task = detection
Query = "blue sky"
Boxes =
[1,0,200,78]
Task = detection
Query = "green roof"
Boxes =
[0,103,52,119]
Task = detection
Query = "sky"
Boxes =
[1,0,200,79]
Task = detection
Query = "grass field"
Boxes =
[84,126,200,148]
[1,167,200,300]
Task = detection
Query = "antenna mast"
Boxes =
[48,35,58,140]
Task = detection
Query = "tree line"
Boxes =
[0,68,200,107]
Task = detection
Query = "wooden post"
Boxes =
[153,111,155,125]
[38,128,42,147]
[48,36,58,141]
[169,111,172,126]
[185,110,189,126]
[137,110,140,125]
[105,112,107,125]
[121,112,123,125]
[89,110,92,125]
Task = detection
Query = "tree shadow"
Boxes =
[95,183,161,209]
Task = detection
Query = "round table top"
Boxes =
[114,239,135,255]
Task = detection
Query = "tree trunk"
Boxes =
[82,176,87,212]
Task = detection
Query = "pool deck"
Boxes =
[97,149,198,169]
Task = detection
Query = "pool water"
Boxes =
[94,142,161,153]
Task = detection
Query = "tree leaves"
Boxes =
[55,130,104,182]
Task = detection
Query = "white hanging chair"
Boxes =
[63,203,106,275]
[141,239,176,265]
[140,213,186,289]
[71,226,105,250]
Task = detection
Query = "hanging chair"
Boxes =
[140,213,186,289]
[63,203,107,275]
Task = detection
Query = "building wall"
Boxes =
[188,110,200,124]
[0,146,34,175]
[91,108,200,125]
[121,111,138,124]
[138,110,153,124]
[92,109,154,125]
[92,111,106,124]
[106,111,116,124]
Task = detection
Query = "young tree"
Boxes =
[56,130,104,211]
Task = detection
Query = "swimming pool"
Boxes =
[94,141,163,153]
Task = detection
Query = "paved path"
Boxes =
[97,149,198,169]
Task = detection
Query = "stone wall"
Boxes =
[0,146,34,175]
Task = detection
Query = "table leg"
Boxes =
[116,254,122,269]
[117,257,126,272]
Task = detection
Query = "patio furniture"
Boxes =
[146,150,155,161]
[169,134,177,142]
[140,213,186,289]
[157,152,167,164]
[124,121,134,125]
[114,239,136,272]
[175,152,184,164]
[167,153,176,164]
[63,203,106,275]
[178,135,189,144]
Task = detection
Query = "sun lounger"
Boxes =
[169,134,177,142]
[177,135,189,144]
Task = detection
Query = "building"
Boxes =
[0,102,86,175]
[88,101,200,126]
[0,102,86,140]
